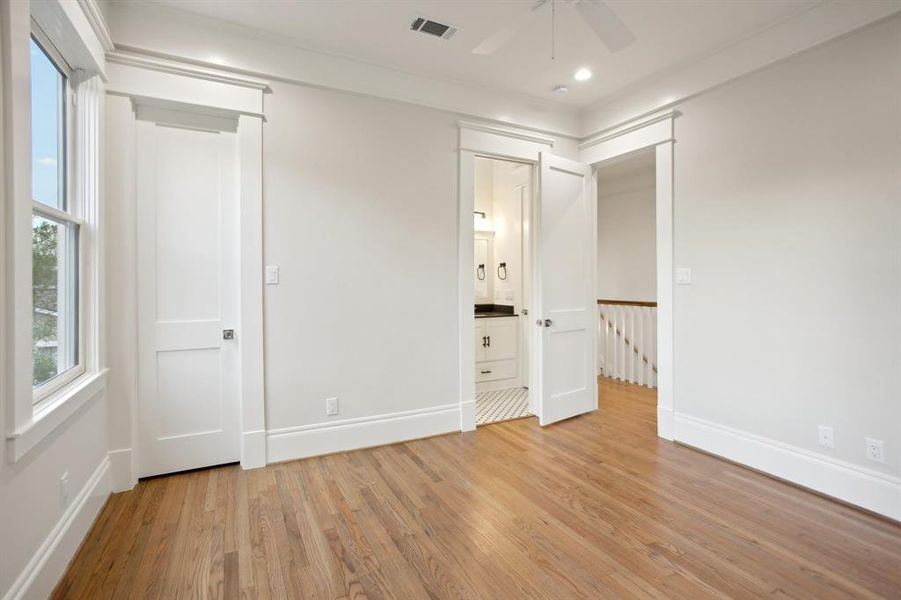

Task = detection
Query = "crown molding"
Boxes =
[458,121,556,147]
[106,50,271,92]
[76,0,114,52]
[579,110,678,151]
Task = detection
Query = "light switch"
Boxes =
[265,266,279,285]
[675,267,692,285]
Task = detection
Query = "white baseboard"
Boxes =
[657,405,674,440]
[460,400,476,432]
[241,429,266,470]
[108,447,136,492]
[674,412,901,521]
[3,456,111,600]
[266,403,460,463]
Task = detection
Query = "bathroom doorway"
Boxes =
[472,156,534,426]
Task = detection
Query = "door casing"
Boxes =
[457,117,675,439]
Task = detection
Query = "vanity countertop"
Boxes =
[475,304,518,319]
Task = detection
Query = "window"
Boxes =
[30,34,81,398]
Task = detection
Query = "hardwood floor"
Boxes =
[53,378,901,599]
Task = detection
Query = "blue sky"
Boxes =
[31,38,64,209]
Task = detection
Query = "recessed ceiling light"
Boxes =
[553,85,569,94]
[574,68,592,82]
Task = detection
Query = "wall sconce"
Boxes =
[474,211,492,231]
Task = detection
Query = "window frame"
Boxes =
[29,26,86,406]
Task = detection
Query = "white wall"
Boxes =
[490,160,528,308]
[671,16,900,480]
[474,157,494,225]
[0,395,109,598]
[262,82,462,430]
[597,153,656,302]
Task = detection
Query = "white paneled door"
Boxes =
[535,151,596,425]
[137,116,240,478]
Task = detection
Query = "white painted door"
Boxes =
[136,116,240,477]
[535,151,596,426]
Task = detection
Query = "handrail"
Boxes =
[597,299,657,307]
[598,310,658,374]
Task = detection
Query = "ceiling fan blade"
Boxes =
[575,0,636,53]
[472,0,547,56]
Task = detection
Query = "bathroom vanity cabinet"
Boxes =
[474,315,519,387]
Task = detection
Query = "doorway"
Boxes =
[135,109,241,478]
[472,157,533,426]
[595,149,659,423]
[458,126,596,432]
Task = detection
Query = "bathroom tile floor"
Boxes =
[475,386,532,425]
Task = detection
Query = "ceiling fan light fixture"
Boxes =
[574,68,593,81]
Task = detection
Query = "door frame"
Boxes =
[108,57,269,488]
[457,122,555,431]
[579,110,676,440]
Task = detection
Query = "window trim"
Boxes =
[29,29,86,405]
[4,0,107,462]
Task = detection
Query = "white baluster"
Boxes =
[618,305,626,381]
[608,306,615,380]
[641,307,654,387]
[636,308,645,386]
[624,307,632,383]
[650,307,657,388]
[610,306,617,380]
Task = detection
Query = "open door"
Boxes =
[534,151,596,425]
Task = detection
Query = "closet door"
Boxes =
[136,113,240,477]
[534,151,596,426]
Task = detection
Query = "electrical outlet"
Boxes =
[60,472,70,509]
[865,438,885,463]
[326,397,339,416]
[817,426,834,449]
[675,267,692,285]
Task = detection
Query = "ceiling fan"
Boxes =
[472,0,635,58]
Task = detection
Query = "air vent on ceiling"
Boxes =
[410,16,458,40]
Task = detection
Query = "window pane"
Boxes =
[32,214,78,390]
[30,37,65,210]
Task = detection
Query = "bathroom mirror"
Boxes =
[474,232,494,303]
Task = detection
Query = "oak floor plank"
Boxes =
[53,378,901,599]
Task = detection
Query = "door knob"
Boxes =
[223,329,235,340]
[543,319,552,327]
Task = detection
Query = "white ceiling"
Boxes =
[133,0,823,108]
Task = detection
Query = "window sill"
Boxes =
[6,368,108,462]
